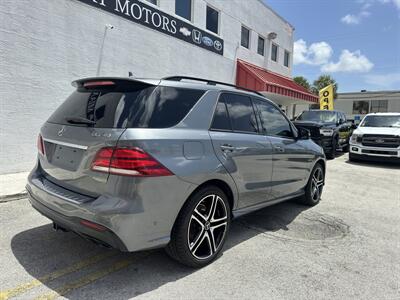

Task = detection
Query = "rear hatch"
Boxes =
[38,78,157,197]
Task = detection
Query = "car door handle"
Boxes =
[274,146,285,152]
[220,144,236,152]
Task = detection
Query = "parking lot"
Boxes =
[0,154,399,300]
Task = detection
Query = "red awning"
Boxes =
[236,59,319,103]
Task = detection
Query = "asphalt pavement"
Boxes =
[0,154,399,299]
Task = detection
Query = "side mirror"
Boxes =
[351,124,357,130]
[297,127,310,140]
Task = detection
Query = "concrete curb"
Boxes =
[0,192,28,203]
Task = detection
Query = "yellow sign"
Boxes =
[319,85,334,110]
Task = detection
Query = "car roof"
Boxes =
[308,109,344,113]
[73,76,267,99]
[72,76,277,106]
[159,79,260,96]
[365,112,400,116]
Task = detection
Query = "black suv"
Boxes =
[294,110,353,159]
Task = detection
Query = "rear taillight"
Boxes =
[80,219,108,232]
[91,147,173,177]
[83,81,115,88]
[37,134,45,155]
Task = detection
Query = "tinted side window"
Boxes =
[254,99,293,137]
[126,86,205,128]
[224,94,258,133]
[211,99,231,131]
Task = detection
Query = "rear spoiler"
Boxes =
[72,77,159,88]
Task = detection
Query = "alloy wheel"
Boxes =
[187,194,228,260]
[311,167,324,202]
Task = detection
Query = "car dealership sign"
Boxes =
[76,0,224,55]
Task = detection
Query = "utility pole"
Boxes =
[96,24,114,76]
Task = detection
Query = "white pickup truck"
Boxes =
[349,113,400,162]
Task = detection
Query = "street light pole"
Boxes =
[96,24,114,77]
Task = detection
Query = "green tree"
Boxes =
[293,76,311,91]
[312,74,338,99]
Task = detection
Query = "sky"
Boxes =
[265,0,400,92]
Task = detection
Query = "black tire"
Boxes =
[166,186,231,268]
[298,163,325,206]
[349,152,359,162]
[326,137,338,159]
[342,143,350,153]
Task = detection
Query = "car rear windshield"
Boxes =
[47,84,205,128]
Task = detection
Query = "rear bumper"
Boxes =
[26,167,195,252]
[27,188,128,251]
[350,143,400,160]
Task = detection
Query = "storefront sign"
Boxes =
[76,0,224,55]
[319,85,334,110]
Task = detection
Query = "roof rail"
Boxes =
[162,76,264,97]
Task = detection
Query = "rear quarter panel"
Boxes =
[117,128,238,208]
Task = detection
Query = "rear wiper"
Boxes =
[65,117,96,126]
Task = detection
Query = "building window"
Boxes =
[370,100,388,113]
[257,36,265,56]
[271,43,278,62]
[241,26,250,49]
[352,101,369,114]
[175,0,192,21]
[206,6,219,34]
[144,0,158,5]
[284,50,290,67]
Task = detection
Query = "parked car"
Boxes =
[294,110,353,159]
[349,112,400,162]
[26,76,326,267]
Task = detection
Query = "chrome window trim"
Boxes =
[43,138,88,150]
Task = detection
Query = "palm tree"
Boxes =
[312,75,338,99]
[293,76,311,91]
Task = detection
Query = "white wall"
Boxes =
[0,0,293,174]
[335,92,400,120]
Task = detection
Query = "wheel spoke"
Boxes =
[206,195,217,221]
[210,223,227,252]
[192,231,213,258]
[314,187,320,200]
[211,197,227,222]
[312,187,317,198]
[193,209,207,225]
[211,218,227,228]
[191,215,205,228]
[211,222,227,231]
[208,230,217,253]
[189,227,206,251]
[188,215,205,250]
[204,232,214,256]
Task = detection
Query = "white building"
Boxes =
[0,0,317,174]
[335,90,400,123]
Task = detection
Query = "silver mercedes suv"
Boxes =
[26,76,326,267]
